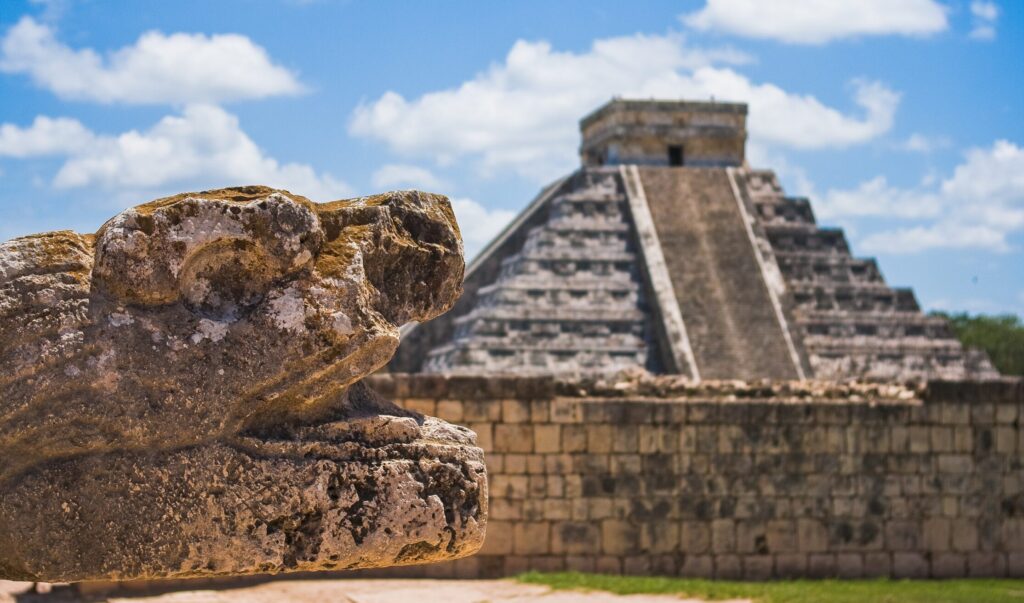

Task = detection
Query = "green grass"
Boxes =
[517,571,1024,603]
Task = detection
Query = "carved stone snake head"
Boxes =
[0,186,465,481]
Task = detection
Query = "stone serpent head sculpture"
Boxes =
[0,186,485,581]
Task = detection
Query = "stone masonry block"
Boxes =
[743,555,773,580]
[835,553,864,578]
[893,553,929,578]
[766,520,797,553]
[612,426,639,453]
[680,555,714,578]
[565,556,597,573]
[494,424,534,453]
[922,518,951,552]
[681,522,711,554]
[562,425,588,452]
[775,553,807,578]
[995,427,1017,453]
[908,426,930,453]
[601,519,641,556]
[807,553,837,578]
[1002,520,1024,551]
[736,521,765,555]
[863,552,891,577]
[434,400,464,423]
[530,400,551,423]
[468,422,493,452]
[551,399,584,423]
[533,424,562,454]
[479,521,514,556]
[491,475,529,500]
[504,454,527,474]
[885,520,921,551]
[401,398,436,416]
[1008,553,1024,578]
[714,554,742,579]
[464,400,501,422]
[712,519,736,553]
[931,553,966,578]
[489,499,521,521]
[595,556,622,574]
[968,552,1007,577]
[502,399,531,423]
[587,425,614,453]
[543,499,571,520]
[513,522,550,555]
[552,521,601,555]
[952,520,979,552]
[641,523,679,554]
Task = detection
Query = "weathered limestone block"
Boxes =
[0,186,485,582]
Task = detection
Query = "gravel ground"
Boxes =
[0,579,748,603]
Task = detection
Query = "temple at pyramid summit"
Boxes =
[392,99,998,381]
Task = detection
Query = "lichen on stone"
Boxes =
[0,185,482,582]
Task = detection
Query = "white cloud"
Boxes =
[898,133,952,153]
[0,115,95,157]
[371,164,445,190]
[860,223,1010,253]
[449,197,516,259]
[350,33,899,181]
[746,141,817,197]
[0,17,303,104]
[969,1,1000,40]
[820,176,942,220]
[28,0,70,22]
[0,105,351,202]
[824,140,1024,253]
[682,0,948,45]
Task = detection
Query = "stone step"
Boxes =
[766,226,850,254]
[753,197,816,226]
[452,306,646,324]
[636,166,802,380]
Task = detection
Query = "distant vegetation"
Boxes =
[932,312,1024,376]
[518,571,1024,603]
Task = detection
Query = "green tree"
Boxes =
[932,312,1024,376]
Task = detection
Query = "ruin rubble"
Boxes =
[0,186,486,582]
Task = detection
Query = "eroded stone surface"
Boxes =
[0,186,483,582]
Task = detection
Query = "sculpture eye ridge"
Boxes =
[93,193,325,312]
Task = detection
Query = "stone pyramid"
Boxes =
[393,99,997,381]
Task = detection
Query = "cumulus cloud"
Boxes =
[0,115,95,157]
[898,133,952,153]
[746,141,817,197]
[449,198,516,259]
[969,1,1000,40]
[820,176,942,220]
[0,17,303,104]
[28,0,70,22]
[371,164,446,191]
[350,33,899,181]
[823,140,1024,253]
[682,0,948,45]
[0,105,351,201]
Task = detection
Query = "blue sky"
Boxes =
[1,0,1021,316]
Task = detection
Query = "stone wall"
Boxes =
[363,375,1024,579]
